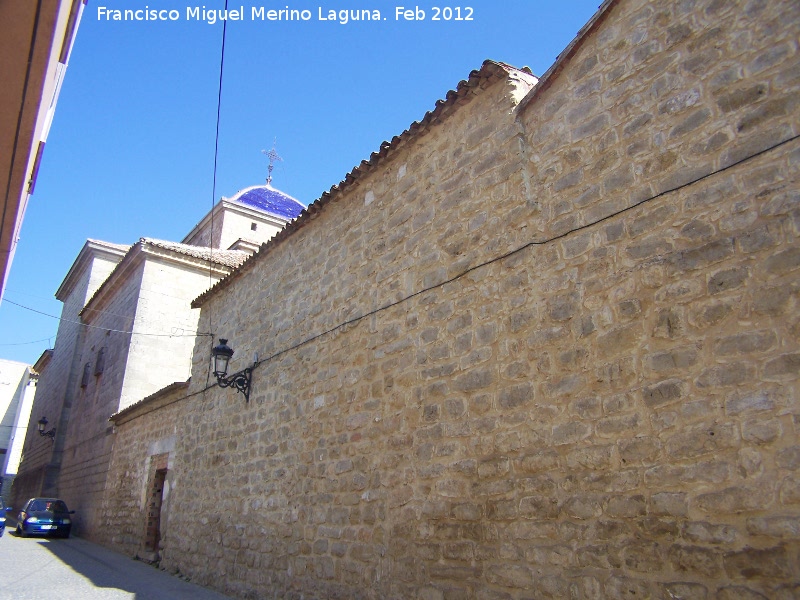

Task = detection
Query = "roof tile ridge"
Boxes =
[192,59,516,308]
[85,238,131,250]
[142,238,243,253]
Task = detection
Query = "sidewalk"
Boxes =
[0,523,233,600]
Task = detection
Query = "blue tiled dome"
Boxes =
[228,184,304,220]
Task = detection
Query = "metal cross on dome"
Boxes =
[261,145,283,185]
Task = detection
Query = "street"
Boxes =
[0,524,231,599]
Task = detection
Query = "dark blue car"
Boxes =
[16,498,74,538]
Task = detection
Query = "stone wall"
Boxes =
[99,383,187,559]
[118,254,214,410]
[58,249,232,538]
[57,260,143,537]
[106,0,799,597]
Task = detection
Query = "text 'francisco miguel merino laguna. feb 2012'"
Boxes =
[96,5,475,24]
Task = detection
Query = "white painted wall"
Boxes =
[0,359,36,501]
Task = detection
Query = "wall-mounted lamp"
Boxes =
[211,339,252,402]
[37,417,56,440]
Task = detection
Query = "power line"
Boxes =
[248,133,800,371]
[118,133,800,423]
[206,0,230,389]
[1,298,211,338]
[0,336,52,347]
[1,268,238,333]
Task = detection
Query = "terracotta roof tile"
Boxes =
[81,239,251,317]
[141,238,250,268]
[85,239,131,253]
[109,380,190,424]
[192,60,530,308]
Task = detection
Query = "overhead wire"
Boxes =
[246,133,800,371]
[0,336,52,347]
[135,131,800,414]
[1,298,208,338]
[7,273,229,325]
[6,133,797,365]
[1,0,233,355]
[205,0,230,387]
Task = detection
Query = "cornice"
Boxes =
[80,240,242,322]
[181,199,291,245]
[110,380,190,426]
[55,239,129,302]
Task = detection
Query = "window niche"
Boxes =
[80,363,91,388]
[95,347,106,376]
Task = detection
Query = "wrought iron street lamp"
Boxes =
[37,417,55,440]
[211,339,252,402]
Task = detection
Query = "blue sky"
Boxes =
[1,0,601,365]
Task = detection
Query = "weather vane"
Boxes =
[261,143,283,185]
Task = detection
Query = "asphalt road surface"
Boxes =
[0,524,231,600]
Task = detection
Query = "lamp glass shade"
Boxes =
[214,354,230,377]
[212,339,234,377]
[37,417,48,432]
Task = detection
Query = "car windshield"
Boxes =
[29,500,68,513]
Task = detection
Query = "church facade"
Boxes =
[95,0,800,597]
[10,184,304,539]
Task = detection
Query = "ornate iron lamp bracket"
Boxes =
[37,417,56,440]
[216,367,252,402]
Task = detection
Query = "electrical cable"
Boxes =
[247,133,800,371]
[1,1,232,361]
[209,0,229,285]
[6,276,229,326]
[113,132,800,421]
[206,0,230,389]
[1,298,209,338]
[0,336,52,347]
